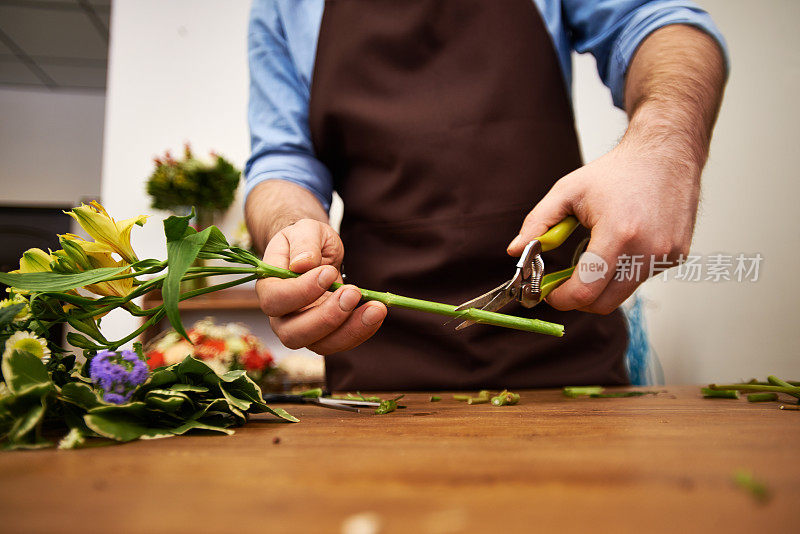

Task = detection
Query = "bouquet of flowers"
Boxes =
[0,201,564,451]
[146,144,240,229]
[146,318,275,380]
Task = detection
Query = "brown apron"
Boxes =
[309,0,628,391]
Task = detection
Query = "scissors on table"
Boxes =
[453,216,585,330]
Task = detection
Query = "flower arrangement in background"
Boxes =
[146,318,275,381]
[146,144,240,229]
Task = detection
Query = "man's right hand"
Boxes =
[255,218,387,355]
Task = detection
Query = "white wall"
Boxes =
[572,0,800,383]
[100,0,313,361]
[102,0,799,383]
[0,87,104,205]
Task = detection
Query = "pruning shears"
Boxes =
[453,216,583,330]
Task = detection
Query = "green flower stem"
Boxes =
[254,261,564,336]
[701,387,740,399]
[107,308,166,350]
[177,274,259,302]
[767,376,800,399]
[709,384,800,396]
[71,268,251,321]
[102,263,166,283]
[747,393,779,403]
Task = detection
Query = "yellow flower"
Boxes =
[57,235,134,297]
[15,248,53,273]
[64,201,147,264]
[3,330,50,361]
[9,248,55,295]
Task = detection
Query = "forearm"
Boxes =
[244,180,329,255]
[623,24,727,174]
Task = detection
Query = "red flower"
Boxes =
[193,338,226,361]
[187,328,205,344]
[146,350,165,370]
[241,348,273,372]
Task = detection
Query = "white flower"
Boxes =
[0,295,32,323]
[225,337,246,355]
[162,341,193,365]
[3,331,50,361]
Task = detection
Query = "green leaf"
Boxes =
[84,412,175,442]
[144,389,192,413]
[163,226,215,341]
[1,350,52,396]
[170,383,208,394]
[174,356,220,385]
[0,304,25,328]
[2,396,51,450]
[163,209,197,242]
[88,401,150,418]
[145,367,179,389]
[59,382,104,410]
[218,386,251,411]
[57,427,87,450]
[170,419,234,436]
[200,226,230,253]
[6,399,45,439]
[248,403,299,423]
[0,266,129,293]
[145,395,186,413]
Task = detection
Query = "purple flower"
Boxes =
[89,349,149,404]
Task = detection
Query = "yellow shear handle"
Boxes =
[536,216,580,252]
[535,216,582,302]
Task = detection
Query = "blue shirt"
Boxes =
[246,0,727,211]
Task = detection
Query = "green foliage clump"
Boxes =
[146,144,240,215]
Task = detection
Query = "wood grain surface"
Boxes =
[1,386,797,533]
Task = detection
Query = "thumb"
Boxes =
[507,178,575,256]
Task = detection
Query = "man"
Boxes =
[245,0,727,390]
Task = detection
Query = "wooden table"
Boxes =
[1,386,797,532]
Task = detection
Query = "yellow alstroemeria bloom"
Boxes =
[59,234,115,255]
[15,248,53,273]
[65,201,147,264]
[56,235,133,297]
[9,248,54,295]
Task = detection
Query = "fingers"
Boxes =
[257,265,339,317]
[545,222,625,312]
[308,302,387,354]
[578,278,640,315]
[507,178,575,256]
[263,219,339,274]
[270,285,387,353]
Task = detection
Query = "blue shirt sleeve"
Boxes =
[562,0,729,108]
[245,0,333,211]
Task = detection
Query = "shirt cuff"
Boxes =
[608,5,730,109]
[244,152,334,211]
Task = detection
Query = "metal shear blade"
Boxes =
[451,216,582,331]
[452,280,515,330]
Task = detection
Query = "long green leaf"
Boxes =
[163,226,214,341]
[0,267,128,293]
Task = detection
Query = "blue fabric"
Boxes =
[623,293,665,385]
[246,0,728,211]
